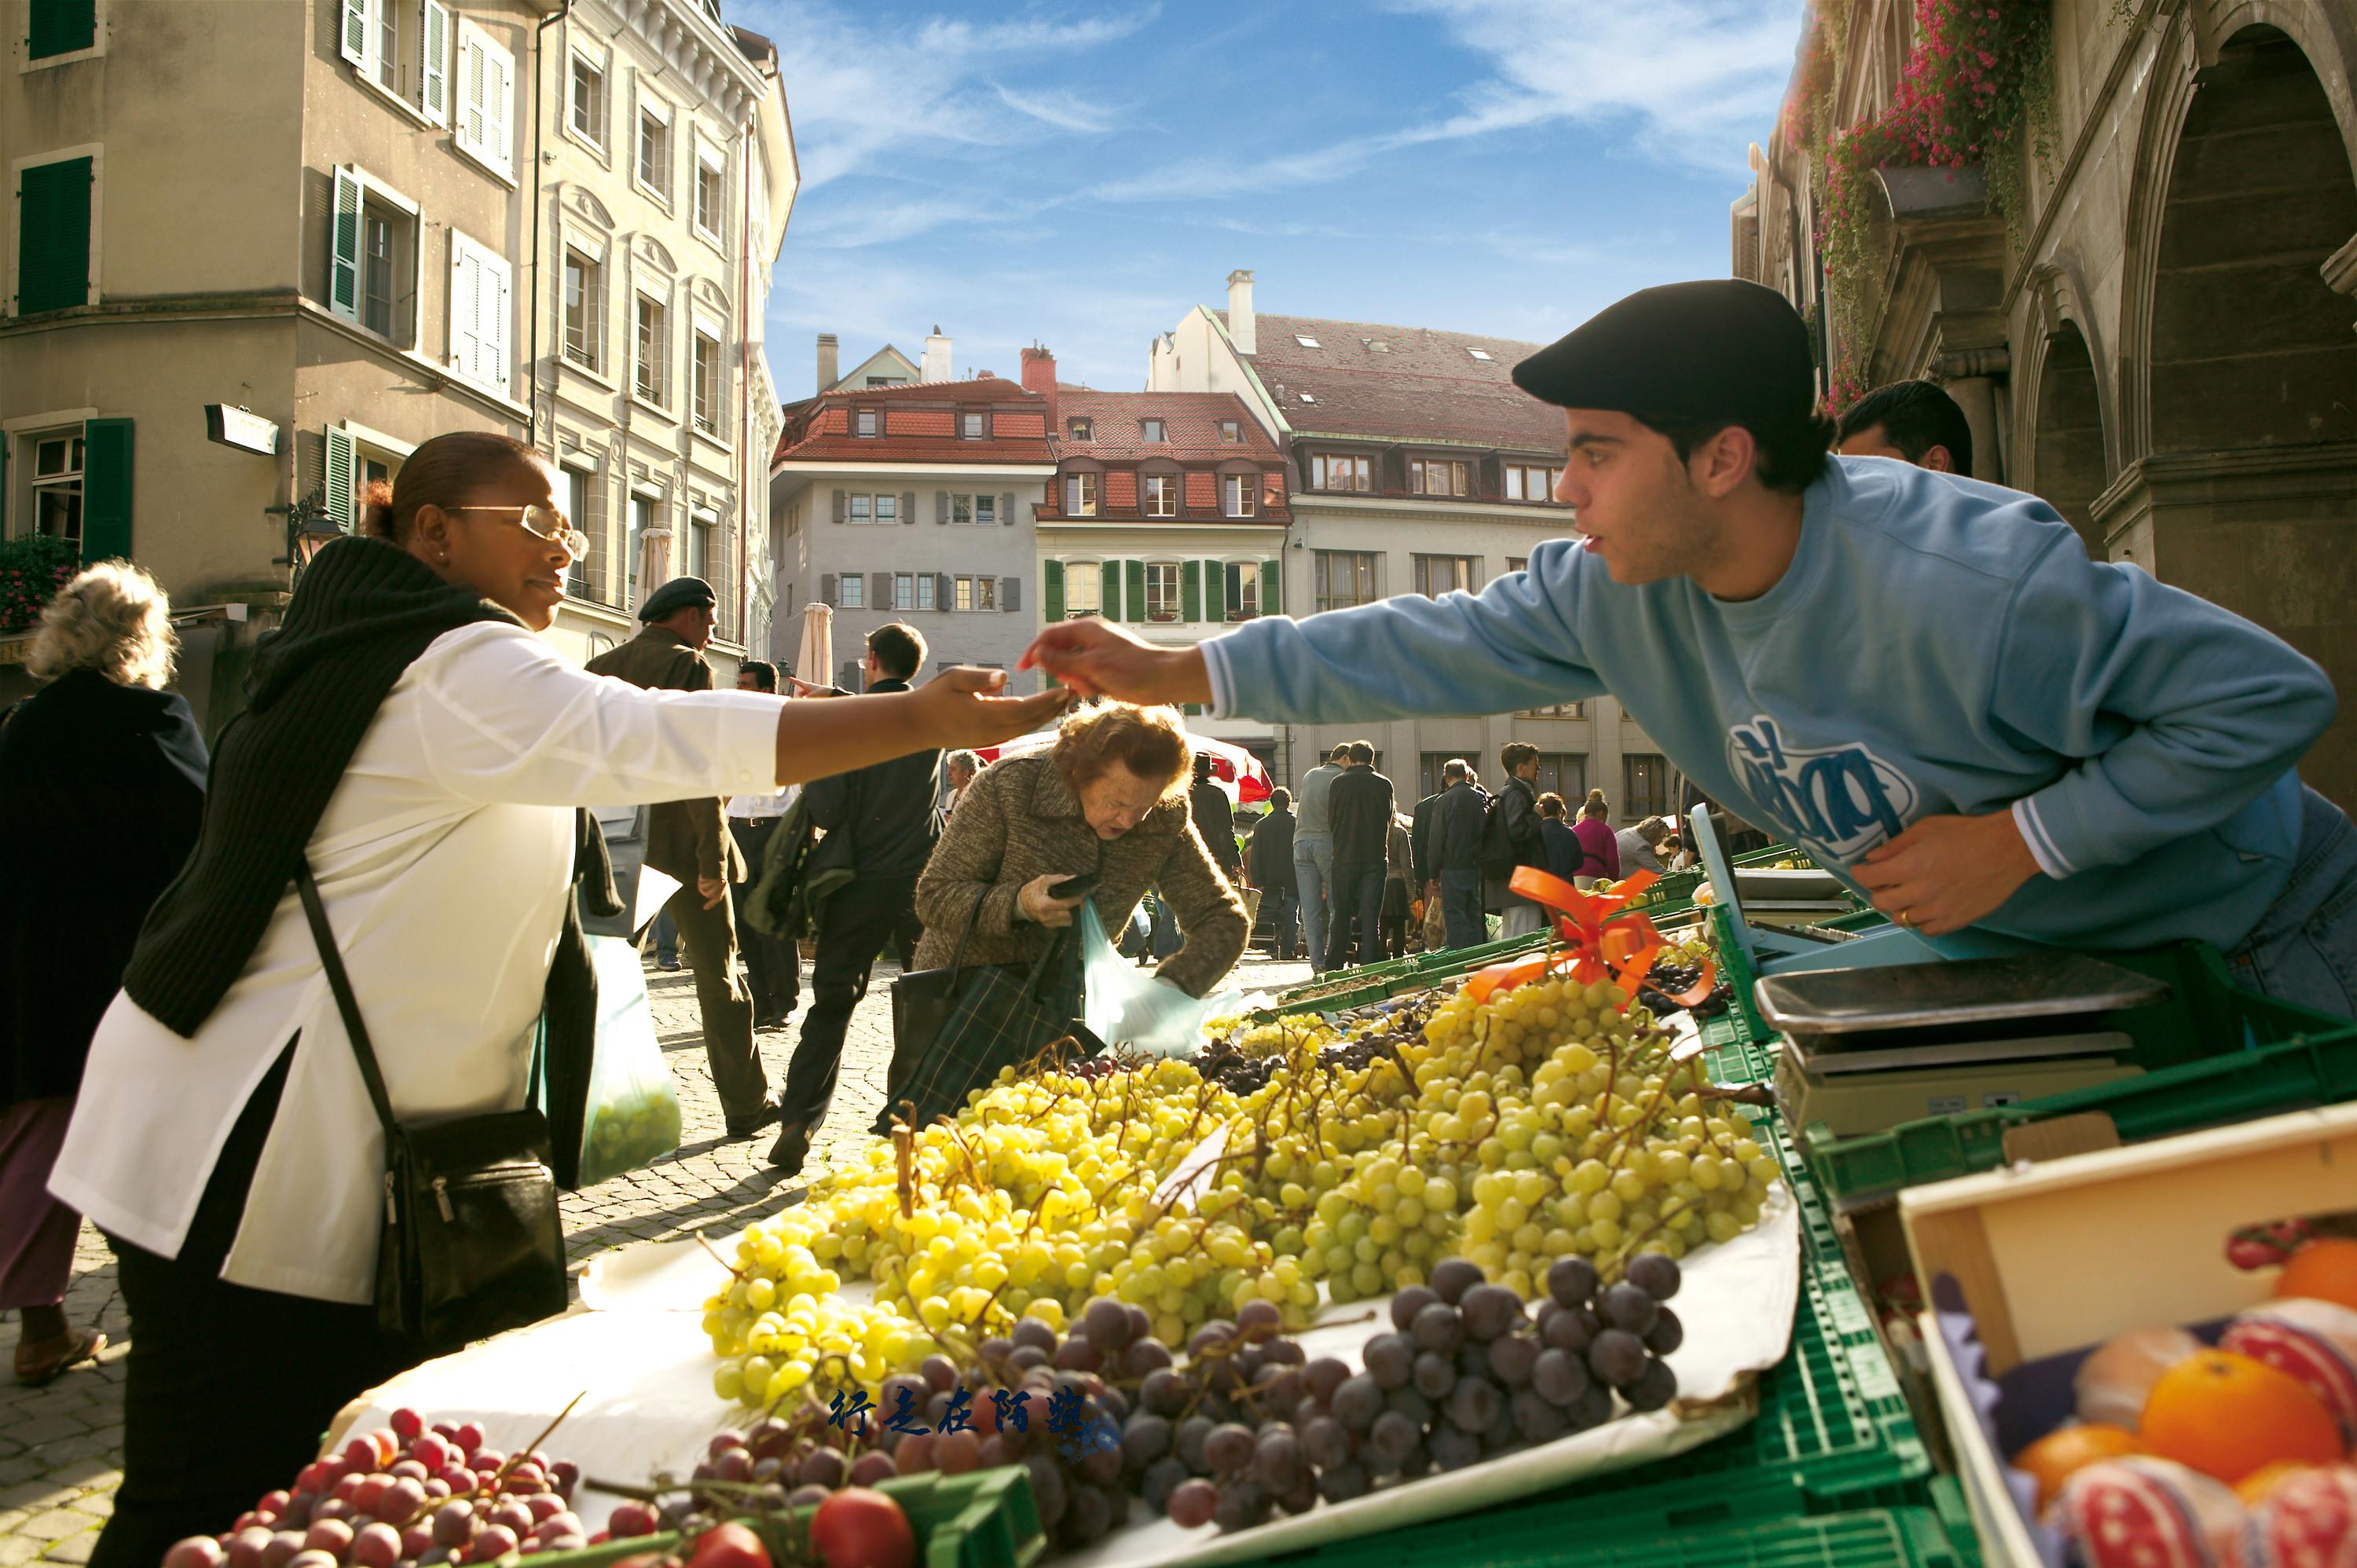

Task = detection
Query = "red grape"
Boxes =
[165,1539,227,1568]
[604,1504,658,1540]
[847,1452,898,1487]
[261,1533,306,1568]
[348,1524,401,1568]
[411,1436,451,1475]
[524,1495,563,1524]
[453,1423,486,1456]
[431,1501,476,1548]
[399,1527,432,1561]
[390,1409,423,1444]
[227,1530,274,1568]
[301,1520,353,1559]
[467,1525,516,1564]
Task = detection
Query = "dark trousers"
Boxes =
[781,877,921,1132]
[1260,885,1299,956]
[661,881,769,1128]
[1324,860,1387,971]
[1440,867,1485,949]
[728,819,801,1023]
[1381,877,1409,960]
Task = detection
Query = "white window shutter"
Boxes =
[340,0,368,68]
[420,2,449,126]
[485,38,514,174]
[448,239,482,380]
[329,167,363,321]
[460,33,486,155]
[477,248,511,394]
[324,426,356,529]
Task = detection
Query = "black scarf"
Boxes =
[122,538,618,1178]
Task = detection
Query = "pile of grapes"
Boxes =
[1639,960,1730,1020]
[161,1412,587,1568]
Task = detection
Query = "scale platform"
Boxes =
[1756,951,2172,1138]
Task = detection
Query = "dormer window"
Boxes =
[1219,420,1241,443]
[1141,419,1165,443]
[854,408,878,436]
[961,411,986,439]
[1068,417,1093,441]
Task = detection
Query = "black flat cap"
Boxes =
[1512,280,1816,426]
[639,576,717,622]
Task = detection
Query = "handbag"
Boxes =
[295,859,570,1351]
[878,886,1089,1134]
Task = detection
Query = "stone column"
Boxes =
[1931,346,2011,485]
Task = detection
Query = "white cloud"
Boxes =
[992,82,1122,133]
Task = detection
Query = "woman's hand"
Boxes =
[1017,873,1088,928]
[1018,620,1212,705]
[910,668,1075,749]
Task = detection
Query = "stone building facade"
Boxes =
[1732,0,2357,808]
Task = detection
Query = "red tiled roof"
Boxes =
[1219,311,1567,454]
[774,377,1057,466]
[1050,390,1283,461]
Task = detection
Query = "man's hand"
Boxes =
[1017,873,1087,928]
[911,668,1076,749]
[698,874,728,910]
[1853,810,2044,936]
[1018,619,1212,705]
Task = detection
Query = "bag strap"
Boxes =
[944,882,991,978]
[294,855,401,1143]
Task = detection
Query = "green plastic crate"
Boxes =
[1241,1500,1971,1568]
[1801,944,2357,1207]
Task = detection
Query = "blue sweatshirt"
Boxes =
[1203,458,2336,953]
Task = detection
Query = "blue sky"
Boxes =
[731,0,1807,402]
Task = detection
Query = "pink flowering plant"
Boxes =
[0,534,82,634]
[1795,0,2054,409]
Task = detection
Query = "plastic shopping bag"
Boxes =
[577,933,684,1185]
[1078,900,1239,1058]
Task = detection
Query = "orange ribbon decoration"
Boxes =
[1462,866,1717,1013]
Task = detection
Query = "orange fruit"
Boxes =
[2277,1238,2357,1311]
[2014,1423,2147,1508]
[2140,1348,2345,1482]
[2235,1460,2318,1507]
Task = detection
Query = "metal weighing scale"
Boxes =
[1755,951,2172,1136]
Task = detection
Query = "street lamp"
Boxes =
[266,485,347,585]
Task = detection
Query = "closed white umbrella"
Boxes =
[793,600,834,689]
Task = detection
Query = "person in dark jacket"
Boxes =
[770,623,940,1174]
[1538,793,1582,885]
[1247,788,1298,958]
[1428,759,1489,949]
[1325,741,1395,970]
[586,577,775,1135]
[1485,742,1549,936]
[1189,753,1240,882]
[0,564,206,1387]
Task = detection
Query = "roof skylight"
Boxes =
[1295,334,1321,348]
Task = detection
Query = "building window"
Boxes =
[1141,419,1164,442]
[13,155,94,314]
[563,248,601,371]
[1223,562,1260,622]
[953,575,997,611]
[847,493,897,525]
[686,509,714,582]
[1221,474,1255,518]
[569,50,604,145]
[691,328,723,434]
[1505,464,1559,501]
[950,493,970,525]
[1065,472,1098,517]
[1065,562,1102,617]
[1536,753,1586,801]
[1410,458,1471,496]
[376,0,402,90]
[328,170,420,349]
[1467,347,1493,361]
[848,494,871,523]
[28,0,96,59]
[1314,550,1377,612]
[891,573,915,610]
[627,491,655,605]
[1312,453,1369,491]
[633,293,667,404]
[974,493,995,526]
[1521,698,1584,718]
[1218,420,1241,443]
[1144,562,1182,623]
[693,145,724,240]
[1413,554,1478,597]
[1143,474,1176,518]
[23,430,84,545]
[854,408,878,437]
[561,465,590,599]
[636,104,669,203]
[961,411,986,440]
[1294,334,1321,348]
[451,20,513,176]
[838,572,865,609]
[915,573,937,610]
[1068,417,1093,441]
[1625,753,1672,818]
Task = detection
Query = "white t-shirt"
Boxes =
[50,622,782,1304]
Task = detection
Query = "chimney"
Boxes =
[1021,343,1058,427]
[816,332,838,393]
[1226,269,1255,356]
[921,324,951,384]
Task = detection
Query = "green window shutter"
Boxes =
[1261,559,1281,617]
[80,418,133,564]
[1100,560,1119,621]
[1124,560,1146,624]
[324,426,355,529]
[29,0,97,59]
[1181,560,1201,623]
[16,156,93,314]
[1205,562,1226,624]
[1043,559,1064,621]
[329,167,362,320]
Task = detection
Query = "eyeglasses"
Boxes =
[442,504,589,560]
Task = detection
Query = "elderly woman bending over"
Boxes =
[911,703,1248,1000]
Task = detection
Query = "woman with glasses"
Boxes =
[49,431,1072,1568]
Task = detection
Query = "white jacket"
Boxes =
[50,623,782,1304]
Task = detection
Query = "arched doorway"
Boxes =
[2031,324,2107,556]
[2140,21,2357,808]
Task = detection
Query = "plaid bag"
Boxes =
[878,891,1086,1134]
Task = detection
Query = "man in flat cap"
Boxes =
[588,577,779,1134]
[1017,280,2357,1019]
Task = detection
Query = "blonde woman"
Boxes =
[0,564,207,1387]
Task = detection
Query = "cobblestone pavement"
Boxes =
[0,943,1312,1564]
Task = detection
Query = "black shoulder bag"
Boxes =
[295,859,570,1351]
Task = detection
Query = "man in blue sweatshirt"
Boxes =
[1021,280,2355,1019]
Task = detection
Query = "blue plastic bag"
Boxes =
[1076,900,1238,1057]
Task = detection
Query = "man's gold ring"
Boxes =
[1897,908,1915,929]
